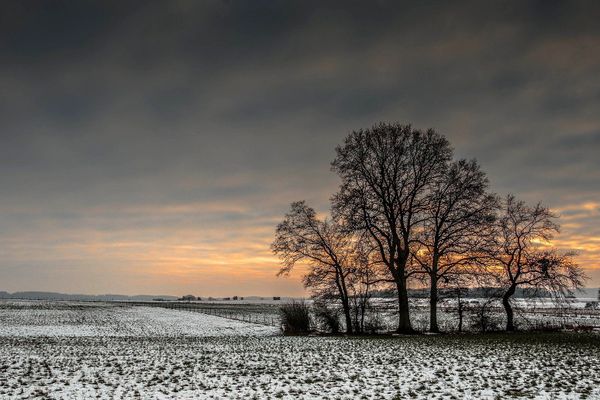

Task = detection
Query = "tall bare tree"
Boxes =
[331,123,452,333]
[489,195,586,331]
[413,159,498,332]
[272,201,355,333]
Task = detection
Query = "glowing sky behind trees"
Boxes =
[1,1,599,295]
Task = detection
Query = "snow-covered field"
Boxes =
[1,300,599,399]
[0,300,278,337]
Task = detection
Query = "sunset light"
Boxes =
[1,2,600,398]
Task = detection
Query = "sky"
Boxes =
[1,0,599,296]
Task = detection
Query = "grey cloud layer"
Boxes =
[1,0,599,292]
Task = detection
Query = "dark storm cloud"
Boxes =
[1,0,600,293]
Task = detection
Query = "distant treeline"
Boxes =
[0,291,178,302]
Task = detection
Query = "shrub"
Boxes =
[363,313,385,334]
[313,302,341,333]
[469,299,501,332]
[279,301,311,334]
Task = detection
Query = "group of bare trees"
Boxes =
[272,123,586,334]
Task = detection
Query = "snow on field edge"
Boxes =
[0,305,280,337]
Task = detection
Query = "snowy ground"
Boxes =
[1,300,599,399]
[121,297,600,332]
[0,300,278,337]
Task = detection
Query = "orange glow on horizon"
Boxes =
[1,200,599,296]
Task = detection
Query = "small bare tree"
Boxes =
[272,201,356,334]
[346,241,383,334]
[489,195,586,331]
[441,274,473,333]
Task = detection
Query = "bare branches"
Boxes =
[272,121,588,334]
[331,123,452,333]
[272,200,365,334]
[486,195,587,331]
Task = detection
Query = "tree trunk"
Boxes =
[334,269,353,335]
[341,297,353,334]
[396,278,413,333]
[352,299,360,334]
[503,284,517,332]
[429,273,439,333]
[457,292,464,333]
[360,299,366,334]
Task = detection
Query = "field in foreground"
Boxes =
[1,301,599,399]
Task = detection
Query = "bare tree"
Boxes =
[489,195,587,331]
[413,159,498,332]
[331,123,452,333]
[272,201,355,334]
[346,241,382,334]
[439,274,473,333]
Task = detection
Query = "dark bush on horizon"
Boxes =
[279,301,311,334]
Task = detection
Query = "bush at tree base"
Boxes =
[279,301,311,334]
